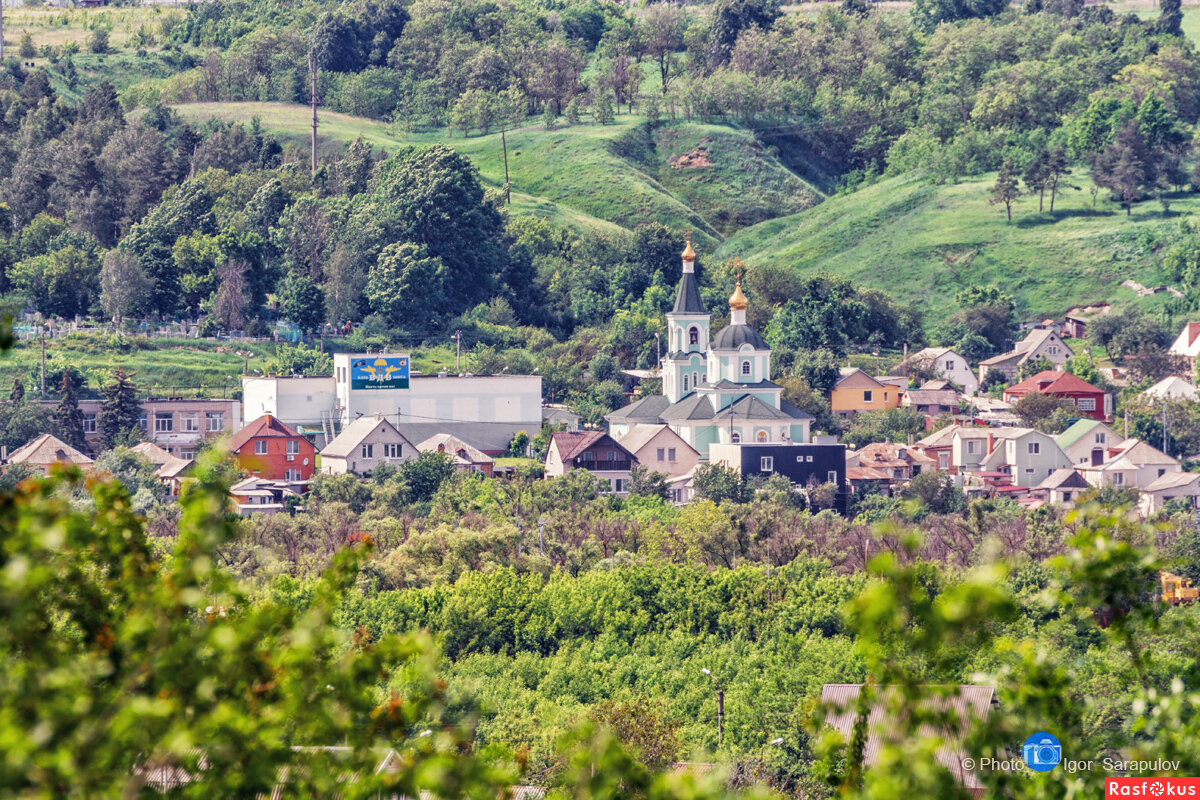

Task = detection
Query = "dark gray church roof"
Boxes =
[606,394,670,422]
[671,272,706,314]
[712,323,768,350]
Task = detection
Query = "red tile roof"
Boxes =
[227,414,303,453]
[1004,370,1103,397]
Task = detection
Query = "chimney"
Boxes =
[987,433,995,455]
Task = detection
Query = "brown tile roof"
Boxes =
[1004,370,1103,397]
[416,433,492,464]
[227,414,303,453]
[550,431,608,461]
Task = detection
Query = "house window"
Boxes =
[361,444,374,459]
[760,456,774,472]
[1048,346,1059,355]
[1062,492,1072,501]
[827,471,839,484]
[1077,397,1096,412]
[884,392,889,401]
[731,431,741,443]
[670,489,682,503]
[181,450,194,461]
[285,468,301,482]
[1159,468,1167,477]
[607,450,617,461]
[945,360,955,370]
[864,390,874,403]
[384,443,402,458]
[83,415,96,433]
[1115,473,1125,485]
[580,451,594,462]
[183,414,200,433]
[286,441,300,460]
[967,440,979,455]
[613,478,626,493]
[1096,432,1106,444]
[138,413,148,431]
[254,440,268,455]
[689,327,699,345]
[741,361,751,376]
[667,448,676,461]
[154,415,173,432]
[1028,442,1040,455]
[657,447,665,461]
[206,412,225,432]
[1025,468,1035,474]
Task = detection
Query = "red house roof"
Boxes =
[227,414,304,453]
[1004,370,1103,397]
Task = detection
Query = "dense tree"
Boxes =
[53,373,87,453]
[277,273,326,334]
[99,250,153,323]
[97,368,142,449]
[365,242,447,333]
[1092,121,1151,215]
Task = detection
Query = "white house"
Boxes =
[1169,323,1200,377]
[1139,471,1200,516]
[1079,438,1179,490]
[1143,375,1200,403]
[1056,419,1123,468]
[319,416,416,477]
[1035,468,1091,508]
[616,424,699,481]
[975,428,1072,487]
[978,329,1073,384]
[899,347,979,395]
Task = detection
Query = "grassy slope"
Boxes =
[718,172,1196,320]
[171,102,823,245]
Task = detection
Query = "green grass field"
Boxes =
[171,102,823,245]
[718,172,1196,320]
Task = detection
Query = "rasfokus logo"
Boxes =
[1107,778,1200,797]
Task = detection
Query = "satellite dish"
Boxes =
[303,458,310,466]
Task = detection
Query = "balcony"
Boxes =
[574,458,632,472]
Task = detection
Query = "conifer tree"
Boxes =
[989,159,1021,222]
[53,373,87,453]
[97,368,142,449]
[10,377,23,405]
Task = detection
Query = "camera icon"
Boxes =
[1021,733,1063,772]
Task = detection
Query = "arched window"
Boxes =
[756,430,768,442]
[731,431,741,443]
[692,371,699,388]
[689,327,699,345]
[683,374,689,392]
[741,360,751,376]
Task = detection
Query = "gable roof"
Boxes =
[1037,468,1090,491]
[1107,438,1178,467]
[712,394,800,423]
[1170,322,1200,358]
[228,414,304,452]
[549,431,632,461]
[1143,471,1200,492]
[903,389,960,406]
[978,350,1023,367]
[660,393,719,421]
[606,394,671,423]
[157,457,195,480]
[1144,375,1200,402]
[916,424,961,449]
[835,368,887,390]
[1004,370,1103,397]
[131,441,174,465]
[902,346,954,365]
[417,433,492,464]
[1056,419,1112,451]
[1015,328,1067,354]
[616,424,690,456]
[321,416,411,459]
[854,442,937,467]
[8,433,93,467]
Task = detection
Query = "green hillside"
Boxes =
[718,172,1194,320]
[171,103,823,245]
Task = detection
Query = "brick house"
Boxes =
[1002,370,1111,421]
[50,397,241,459]
[228,414,316,483]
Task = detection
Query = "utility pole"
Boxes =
[717,688,724,748]
[309,51,319,178]
[1163,403,1169,456]
[39,322,45,399]
[453,330,462,372]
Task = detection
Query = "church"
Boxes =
[607,242,813,459]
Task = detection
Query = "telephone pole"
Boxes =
[453,331,463,372]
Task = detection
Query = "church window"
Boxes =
[741,361,751,376]
[689,327,699,345]
[756,430,768,442]
[683,375,689,391]
[693,371,699,387]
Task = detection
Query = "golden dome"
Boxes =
[681,240,696,261]
[729,280,748,311]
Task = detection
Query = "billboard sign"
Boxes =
[350,355,410,390]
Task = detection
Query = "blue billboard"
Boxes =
[350,355,410,390]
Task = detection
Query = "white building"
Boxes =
[319,416,417,476]
[899,347,979,395]
[243,358,542,454]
